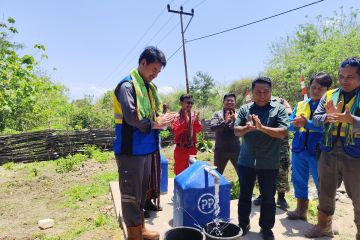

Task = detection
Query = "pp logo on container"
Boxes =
[198,193,215,214]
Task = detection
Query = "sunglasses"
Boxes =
[186,101,194,105]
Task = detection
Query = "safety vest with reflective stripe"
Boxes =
[113,76,159,155]
[291,99,323,155]
[321,88,360,157]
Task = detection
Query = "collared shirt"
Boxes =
[210,109,240,152]
[172,113,202,147]
[235,101,289,169]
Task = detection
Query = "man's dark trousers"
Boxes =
[238,165,278,230]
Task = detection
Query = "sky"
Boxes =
[1,0,359,100]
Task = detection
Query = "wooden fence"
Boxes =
[0,120,215,165]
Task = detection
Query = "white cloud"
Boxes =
[69,85,111,100]
[158,86,175,95]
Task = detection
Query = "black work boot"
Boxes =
[261,228,275,240]
[276,192,289,211]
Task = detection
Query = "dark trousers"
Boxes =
[214,150,239,176]
[238,165,278,230]
[115,154,152,227]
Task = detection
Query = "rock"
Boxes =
[38,218,54,230]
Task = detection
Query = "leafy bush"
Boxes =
[230,180,240,200]
[84,145,113,163]
[55,154,87,173]
[3,162,16,170]
[196,133,213,153]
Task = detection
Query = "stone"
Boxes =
[38,218,54,230]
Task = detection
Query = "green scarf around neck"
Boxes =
[322,88,360,147]
[130,68,162,120]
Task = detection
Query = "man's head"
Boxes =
[339,57,360,93]
[180,94,193,112]
[252,77,272,107]
[309,72,333,101]
[138,46,166,83]
[223,93,236,110]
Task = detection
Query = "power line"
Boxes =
[167,44,183,62]
[103,1,176,84]
[187,0,325,43]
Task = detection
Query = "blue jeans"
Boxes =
[292,150,319,199]
[238,165,278,230]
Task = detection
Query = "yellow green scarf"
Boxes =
[130,68,162,120]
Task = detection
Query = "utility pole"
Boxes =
[167,4,194,94]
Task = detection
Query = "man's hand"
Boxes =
[194,111,200,122]
[327,104,354,124]
[292,113,307,128]
[184,110,190,123]
[325,100,342,114]
[251,114,263,129]
[229,110,236,123]
[154,112,177,129]
[224,110,230,123]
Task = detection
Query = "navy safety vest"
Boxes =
[113,76,159,155]
[291,99,322,156]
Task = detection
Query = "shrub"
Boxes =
[55,154,87,173]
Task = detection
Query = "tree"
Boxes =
[0,17,70,132]
[190,71,216,108]
[265,7,360,106]
[228,77,253,107]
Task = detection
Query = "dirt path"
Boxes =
[0,157,357,240]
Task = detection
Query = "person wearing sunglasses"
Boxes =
[172,94,202,175]
[306,57,360,240]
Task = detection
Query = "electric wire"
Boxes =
[187,0,325,43]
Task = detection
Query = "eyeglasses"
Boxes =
[186,101,194,105]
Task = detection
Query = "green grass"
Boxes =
[63,171,117,208]
[3,162,16,170]
[55,154,87,173]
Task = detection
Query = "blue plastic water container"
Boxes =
[173,160,231,228]
[160,154,168,193]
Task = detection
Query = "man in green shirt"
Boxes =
[234,77,289,240]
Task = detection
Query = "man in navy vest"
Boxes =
[306,58,360,239]
[113,46,175,240]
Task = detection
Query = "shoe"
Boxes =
[276,197,289,211]
[239,224,250,236]
[144,199,162,211]
[261,228,275,240]
[287,198,308,221]
[253,195,262,206]
[144,210,150,218]
[305,210,334,238]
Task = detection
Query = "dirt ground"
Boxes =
[0,154,358,240]
[0,159,121,240]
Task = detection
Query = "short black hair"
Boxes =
[310,72,333,89]
[223,93,236,101]
[340,57,360,76]
[180,94,193,102]
[251,76,272,91]
[138,46,167,67]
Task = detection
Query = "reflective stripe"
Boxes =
[121,194,137,203]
